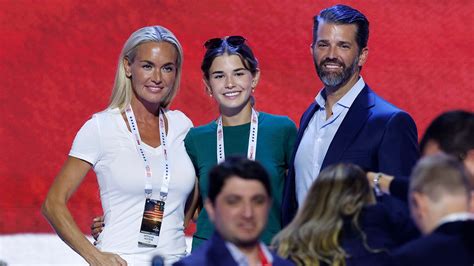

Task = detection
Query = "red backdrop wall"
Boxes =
[1,0,473,234]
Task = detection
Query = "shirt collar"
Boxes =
[315,76,366,109]
[225,241,273,265]
[436,212,474,228]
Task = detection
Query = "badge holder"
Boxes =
[126,106,170,248]
[138,198,165,247]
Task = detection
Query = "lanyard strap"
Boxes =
[258,243,272,266]
[216,108,259,164]
[125,105,171,200]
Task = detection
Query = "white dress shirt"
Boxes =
[294,77,366,205]
[436,212,474,228]
[225,241,273,266]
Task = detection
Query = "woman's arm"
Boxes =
[42,156,126,265]
[184,176,200,227]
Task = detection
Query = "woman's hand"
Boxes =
[184,176,200,227]
[87,251,127,266]
[91,216,105,241]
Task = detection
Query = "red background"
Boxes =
[1,0,473,235]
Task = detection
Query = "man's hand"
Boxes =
[367,171,393,194]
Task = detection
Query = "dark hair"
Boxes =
[313,4,369,52]
[201,37,259,80]
[419,110,474,160]
[207,156,272,204]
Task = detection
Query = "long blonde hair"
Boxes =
[273,163,376,266]
[108,25,184,111]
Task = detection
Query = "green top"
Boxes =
[184,112,297,249]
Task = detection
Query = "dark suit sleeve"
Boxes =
[389,175,410,202]
[378,111,419,177]
[285,120,298,166]
[172,257,192,266]
[379,195,420,244]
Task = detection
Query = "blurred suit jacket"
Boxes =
[392,220,474,266]
[173,232,294,266]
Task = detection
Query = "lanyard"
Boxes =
[216,108,258,164]
[125,105,171,201]
[258,243,272,266]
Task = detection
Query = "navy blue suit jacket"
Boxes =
[174,232,294,266]
[392,220,474,266]
[338,200,418,266]
[282,84,419,226]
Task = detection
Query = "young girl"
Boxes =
[185,36,297,249]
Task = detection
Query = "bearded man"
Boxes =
[282,4,420,226]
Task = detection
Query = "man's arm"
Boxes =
[378,111,420,176]
[367,171,410,202]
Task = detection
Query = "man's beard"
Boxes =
[315,56,359,91]
[233,236,260,249]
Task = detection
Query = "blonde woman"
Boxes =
[42,26,197,265]
[273,163,417,266]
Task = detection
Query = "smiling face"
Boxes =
[205,54,260,115]
[312,21,368,91]
[124,41,178,110]
[205,175,271,247]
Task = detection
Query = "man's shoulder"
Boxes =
[173,253,208,266]
[357,86,416,129]
[391,234,440,266]
[175,234,240,266]
[363,85,407,114]
[392,224,473,263]
[173,241,213,265]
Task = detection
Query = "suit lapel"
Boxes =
[322,85,375,168]
[207,233,239,266]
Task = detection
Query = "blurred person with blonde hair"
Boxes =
[274,163,417,266]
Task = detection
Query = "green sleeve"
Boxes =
[285,119,297,166]
[184,130,199,175]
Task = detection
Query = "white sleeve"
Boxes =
[180,111,193,133]
[167,110,193,141]
[69,115,101,166]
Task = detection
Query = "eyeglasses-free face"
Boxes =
[204,36,246,50]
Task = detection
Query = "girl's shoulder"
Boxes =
[259,112,296,129]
